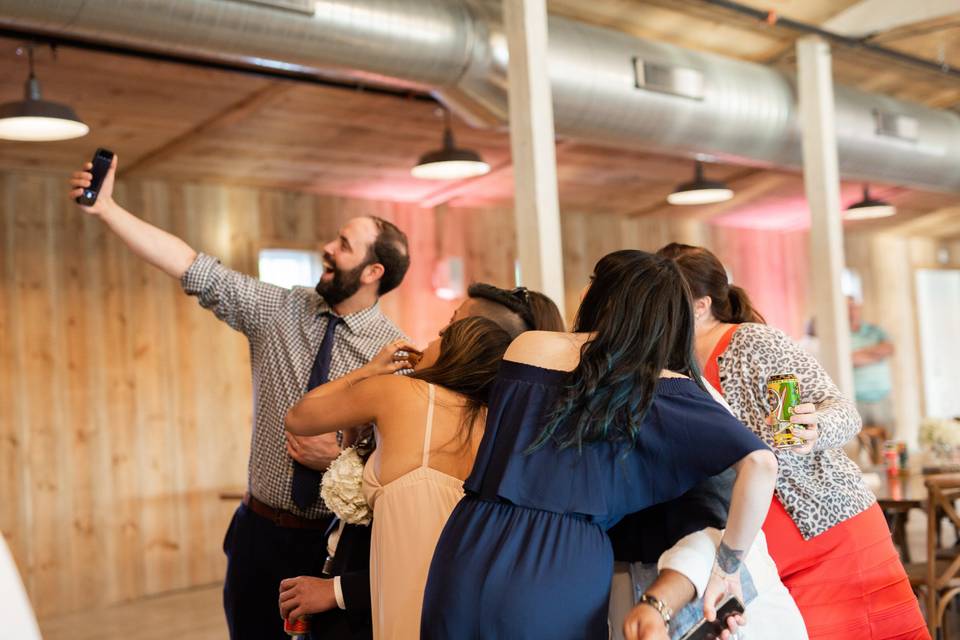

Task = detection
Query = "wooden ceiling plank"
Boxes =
[883,206,960,237]
[122,82,295,177]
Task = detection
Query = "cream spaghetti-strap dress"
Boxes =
[362,383,465,640]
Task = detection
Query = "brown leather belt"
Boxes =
[242,492,332,530]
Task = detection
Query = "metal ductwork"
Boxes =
[4,0,960,191]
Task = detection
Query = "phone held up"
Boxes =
[76,148,114,206]
[678,595,745,640]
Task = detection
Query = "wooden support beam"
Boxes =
[823,0,960,38]
[868,233,924,446]
[123,82,294,177]
[797,36,855,398]
[503,0,566,313]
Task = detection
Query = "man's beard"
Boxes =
[315,261,367,306]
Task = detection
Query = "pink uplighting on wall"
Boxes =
[712,183,868,231]
[708,182,876,339]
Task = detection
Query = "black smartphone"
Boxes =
[678,595,745,640]
[76,148,114,206]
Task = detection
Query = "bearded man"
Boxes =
[70,156,410,639]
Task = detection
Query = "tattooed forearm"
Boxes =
[716,541,744,574]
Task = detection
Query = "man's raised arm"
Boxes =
[69,154,197,279]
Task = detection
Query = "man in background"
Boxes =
[849,296,895,427]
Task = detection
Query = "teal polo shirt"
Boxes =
[851,322,892,403]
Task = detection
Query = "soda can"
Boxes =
[767,373,802,449]
[284,616,310,637]
[884,440,900,476]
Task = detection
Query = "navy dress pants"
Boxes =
[222,503,332,639]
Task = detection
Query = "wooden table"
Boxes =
[868,464,960,563]
[868,469,929,563]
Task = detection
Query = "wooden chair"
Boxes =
[905,474,960,638]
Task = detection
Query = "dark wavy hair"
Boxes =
[367,216,410,296]
[532,250,704,451]
[527,290,566,332]
[657,243,765,324]
[411,316,511,443]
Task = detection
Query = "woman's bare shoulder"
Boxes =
[356,373,423,399]
[503,331,586,372]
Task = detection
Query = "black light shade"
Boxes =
[844,185,895,220]
[0,48,89,142]
[667,160,734,205]
[411,111,490,180]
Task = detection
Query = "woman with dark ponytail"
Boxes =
[421,250,778,639]
[658,243,926,639]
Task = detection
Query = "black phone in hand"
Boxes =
[678,595,745,640]
[76,148,114,206]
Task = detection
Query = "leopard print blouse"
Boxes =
[718,323,875,540]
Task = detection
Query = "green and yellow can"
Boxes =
[767,373,802,449]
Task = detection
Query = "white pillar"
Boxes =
[797,36,855,398]
[503,0,566,317]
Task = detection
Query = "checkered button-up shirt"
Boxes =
[181,253,407,518]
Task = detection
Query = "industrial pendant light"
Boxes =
[667,160,734,205]
[844,184,896,220]
[0,45,89,142]
[411,108,490,180]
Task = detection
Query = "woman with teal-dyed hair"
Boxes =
[420,250,778,640]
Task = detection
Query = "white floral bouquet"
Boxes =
[919,417,960,452]
[320,446,372,526]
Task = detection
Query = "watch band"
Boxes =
[638,593,673,631]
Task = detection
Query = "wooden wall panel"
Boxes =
[0,173,27,596]
[0,172,490,617]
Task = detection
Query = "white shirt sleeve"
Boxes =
[656,527,723,598]
[333,576,346,610]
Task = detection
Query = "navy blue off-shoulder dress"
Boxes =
[420,360,768,639]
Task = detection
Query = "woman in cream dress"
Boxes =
[284,317,511,639]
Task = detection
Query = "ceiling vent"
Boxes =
[633,59,705,101]
[873,109,919,142]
